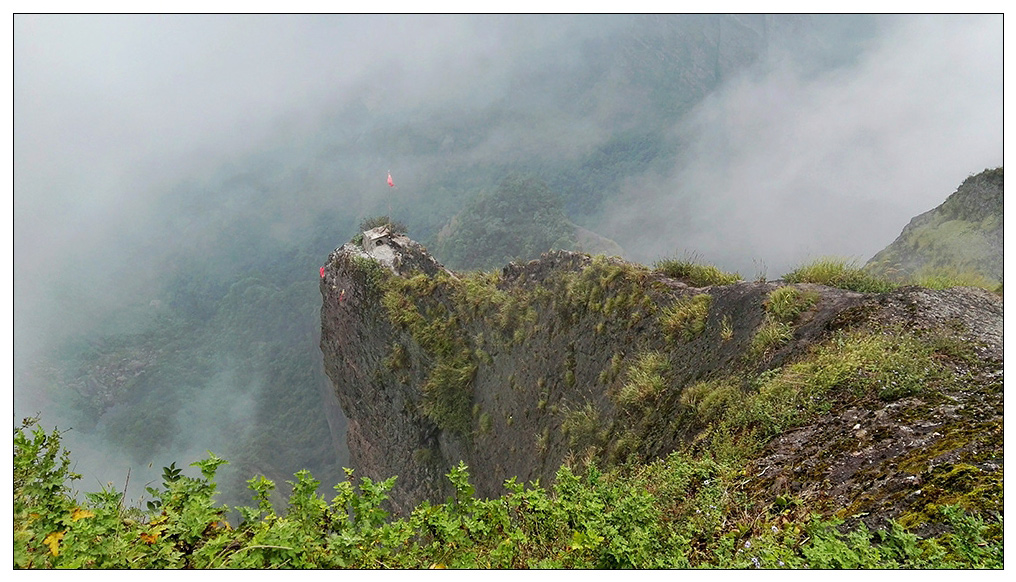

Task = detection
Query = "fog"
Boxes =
[598,14,1002,276]
[14,14,619,358]
[13,14,1001,502]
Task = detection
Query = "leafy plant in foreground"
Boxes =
[14,417,1002,569]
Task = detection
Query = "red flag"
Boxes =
[319,266,325,278]
[387,172,395,188]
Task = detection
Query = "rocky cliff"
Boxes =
[320,225,1002,531]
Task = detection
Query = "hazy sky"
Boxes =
[13,13,1004,370]
[13,11,1003,357]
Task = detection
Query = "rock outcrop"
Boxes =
[321,228,1002,528]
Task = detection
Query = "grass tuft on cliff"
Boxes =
[911,265,1000,292]
[659,294,712,342]
[697,326,951,465]
[747,286,820,358]
[615,351,670,408]
[654,257,741,287]
[782,258,897,293]
[765,286,819,323]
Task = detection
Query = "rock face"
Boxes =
[747,285,1003,533]
[321,230,1002,525]
[867,167,1003,284]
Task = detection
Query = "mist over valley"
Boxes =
[13,13,1001,527]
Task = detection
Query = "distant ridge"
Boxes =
[867,167,1002,285]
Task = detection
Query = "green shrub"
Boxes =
[14,417,1002,569]
[358,215,408,235]
[654,257,741,287]
[782,258,897,293]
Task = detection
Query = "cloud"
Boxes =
[598,15,1002,277]
[12,14,630,498]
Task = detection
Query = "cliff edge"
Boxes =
[321,225,1002,533]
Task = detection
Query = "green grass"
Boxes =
[535,427,551,455]
[659,294,712,342]
[720,315,733,341]
[561,402,605,451]
[381,274,477,435]
[654,257,741,287]
[350,255,392,295]
[478,412,493,434]
[679,377,740,424]
[747,286,819,359]
[714,327,948,464]
[420,357,477,435]
[765,286,819,323]
[748,316,794,358]
[782,258,897,293]
[615,351,670,408]
[911,266,999,291]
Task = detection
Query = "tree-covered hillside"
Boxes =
[434,174,577,270]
